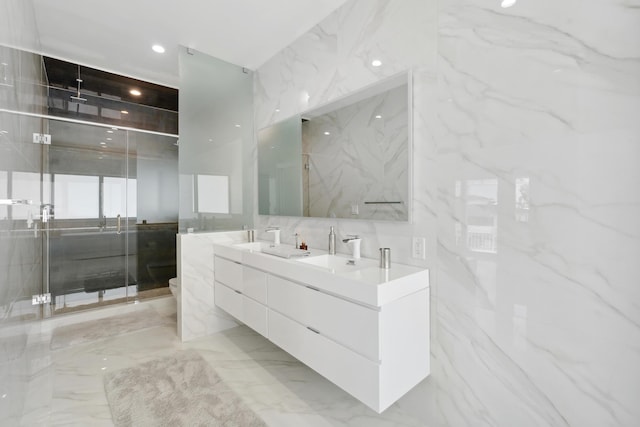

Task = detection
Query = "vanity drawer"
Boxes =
[268,275,380,361]
[214,281,242,320]
[243,296,268,337]
[215,256,267,304]
[268,309,379,409]
[214,256,243,291]
[242,265,267,304]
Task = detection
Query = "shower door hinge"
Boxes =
[32,293,51,305]
[32,133,51,145]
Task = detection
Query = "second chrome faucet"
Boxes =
[266,226,280,246]
[342,234,361,259]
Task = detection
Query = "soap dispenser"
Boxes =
[328,226,336,254]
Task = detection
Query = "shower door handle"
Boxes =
[116,214,122,234]
[42,207,49,223]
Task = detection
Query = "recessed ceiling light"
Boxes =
[106,138,112,141]
[275,109,280,113]
[324,131,331,136]
[152,44,165,54]
[99,142,106,145]
[375,115,382,119]
[111,127,118,130]
[501,0,516,7]
[235,124,241,128]
[106,130,113,134]
[371,59,382,67]
[130,89,141,96]
[121,110,129,115]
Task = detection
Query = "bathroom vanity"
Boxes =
[212,241,430,413]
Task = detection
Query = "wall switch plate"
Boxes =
[412,236,426,259]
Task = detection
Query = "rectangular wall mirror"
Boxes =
[258,72,411,221]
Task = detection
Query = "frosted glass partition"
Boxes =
[258,116,303,216]
[128,132,178,223]
[178,47,254,232]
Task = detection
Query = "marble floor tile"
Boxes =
[3,297,443,427]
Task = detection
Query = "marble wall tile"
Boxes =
[177,231,246,341]
[254,0,438,271]
[1,10,46,325]
[1,6,53,419]
[433,0,640,425]
[255,0,639,424]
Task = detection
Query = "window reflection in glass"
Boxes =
[54,174,99,219]
[515,177,530,223]
[1,171,8,219]
[196,174,229,214]
[103,177,136,218]
[11,172,41,220]
[465,178,498,254]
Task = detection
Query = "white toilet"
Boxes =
[169,277,179,299]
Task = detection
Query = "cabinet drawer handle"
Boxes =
[234,290,242,294]
[306,326,320,334]
[233,261,241,265]
[306,285,320,292]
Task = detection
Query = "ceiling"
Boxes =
[30,0,349,88]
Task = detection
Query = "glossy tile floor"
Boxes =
[1,297,442,426]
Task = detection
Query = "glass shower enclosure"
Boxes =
[1,112,178,318]
[0,47,179,320]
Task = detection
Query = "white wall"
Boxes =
[254,0,640,425]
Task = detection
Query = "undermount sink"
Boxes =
[297,254,378,272]
[233,241,264,251]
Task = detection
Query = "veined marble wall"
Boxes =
[434,0,640,425]
[255,0,640,425]
[303,84,408,220]
[255,0,437,264]
[0,4,45,322]
[177,230,245,341]
[0,1,44,423]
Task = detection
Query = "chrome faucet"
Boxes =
[342,235,361,259]
[266,226,281,246]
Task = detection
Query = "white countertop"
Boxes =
[213,240,429,307]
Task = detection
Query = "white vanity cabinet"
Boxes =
[214,256,268,337]
[213,245,430,413]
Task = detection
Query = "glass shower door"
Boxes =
[0,111,47,323]
[45,119,135,313]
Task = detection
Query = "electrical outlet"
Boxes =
[412,236,426,259]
